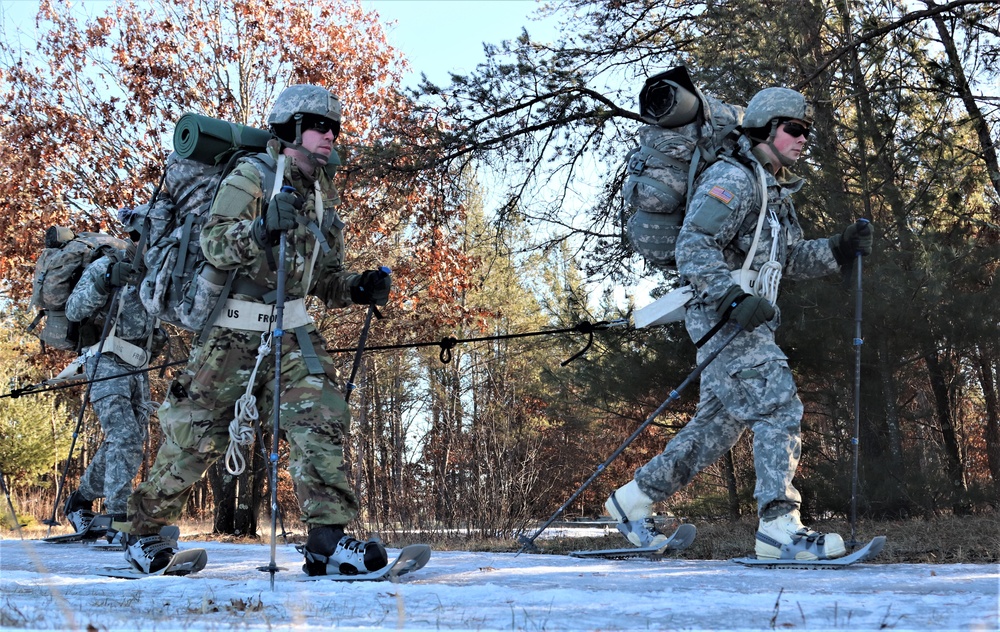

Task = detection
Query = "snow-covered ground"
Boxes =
[1,532,996,631]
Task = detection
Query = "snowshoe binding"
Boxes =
[98,514,128,549]
[298,526,389,577]
[124,533,178,574]
[755,509,846,560]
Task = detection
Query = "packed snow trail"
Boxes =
[1,538,996,630]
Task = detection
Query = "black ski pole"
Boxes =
[517,323,744,554]
[848,218,869,549]
[345,266,390,403]
[254,420,290,542]
[259,184,294,589]
[44,287,122,535]
[0,469,25,539]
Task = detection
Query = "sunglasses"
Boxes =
[781,121,811,139]
[301,116,339,136]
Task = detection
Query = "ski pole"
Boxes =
[345,266,390,403]
[517,323,744,554]
[254,421,290,542]
[44,287,122,535]
[259,179,292,589]
[0,469,25,539]
[848,218,869,549]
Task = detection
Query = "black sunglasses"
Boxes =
[781,121,811,139]
[301,115,339,136]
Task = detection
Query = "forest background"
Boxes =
[0,0,997,548]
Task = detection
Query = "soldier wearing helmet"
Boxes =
[62,207,164,546]
[606,85,874,562]
[123,85,392,577]
[268,84,343,172]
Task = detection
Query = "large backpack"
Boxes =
[28,228,130,350]
[136,113,275,335]
[622,66,746,269]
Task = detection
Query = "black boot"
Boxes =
[300,525,388,576]
[62,490,96,534]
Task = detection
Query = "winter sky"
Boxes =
[0,0,557,87]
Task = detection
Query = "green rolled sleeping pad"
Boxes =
[173,112,272,165]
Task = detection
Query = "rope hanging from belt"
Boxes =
[225,332,272,475]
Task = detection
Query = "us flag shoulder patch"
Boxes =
[707,186,735,204]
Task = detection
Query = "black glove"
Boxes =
[717,285,775,331]
[350,268,392,306]
[97,260,137,294]
[252,189,302,247]
[829,219,873,266]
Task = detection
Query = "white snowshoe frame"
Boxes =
[570,523,697,559]
[732,536,886,569]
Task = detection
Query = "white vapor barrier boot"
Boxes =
[604,480,668,548]
[756,510,847,560]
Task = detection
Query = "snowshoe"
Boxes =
[605,480,668,548]
[297,526,389,576]
[755,510,846,560]
[124,533,178,574]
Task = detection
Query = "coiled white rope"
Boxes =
[757,208,783,305]
[225,332,272,475]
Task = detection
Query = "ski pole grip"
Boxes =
[279,185,305,209]
[854,218,870,256]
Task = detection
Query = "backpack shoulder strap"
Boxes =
[240,153,278,198]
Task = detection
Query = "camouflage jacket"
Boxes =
[676,144,839,309]
[65,252,157,344]
[201,153,357,308]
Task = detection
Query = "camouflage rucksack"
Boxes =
[28,227,130,350]
[136,113,275,336]
[622,66,746,269]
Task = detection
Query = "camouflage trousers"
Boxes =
[634,303,803,517]
[78,354,151,515]
[129,325,356,535]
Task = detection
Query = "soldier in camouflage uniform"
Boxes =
[123,85,392,576]
[63,209,160,542]
[606,87,874,560]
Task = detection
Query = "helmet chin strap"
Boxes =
[765,120,797,168]
[287,115,328,175]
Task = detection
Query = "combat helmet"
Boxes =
[743,87,813,129]
[268,85,341,126]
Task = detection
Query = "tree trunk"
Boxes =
[208,461,235,534]
[877,336,904,468]
[207,444,263,537]
[929,8,1000,201]
[722,449,741,520]
[976,352,1000,502]
[233,444,264,537]
[923,349,969,512]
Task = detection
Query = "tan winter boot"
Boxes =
[604,480,668,548]
[756,509,846,560]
